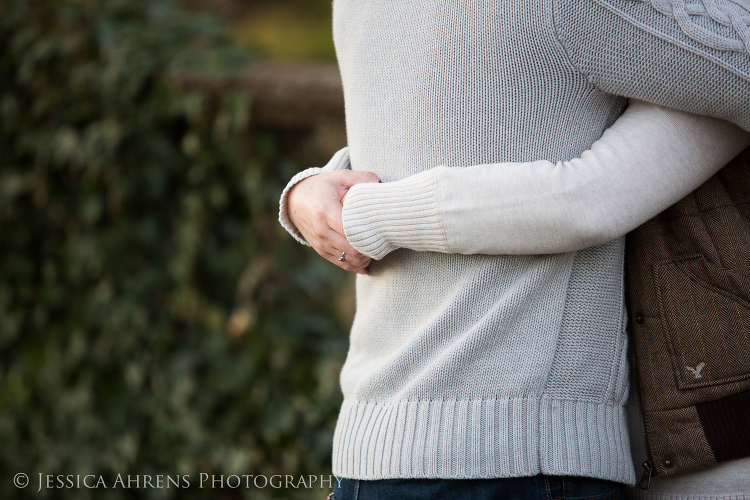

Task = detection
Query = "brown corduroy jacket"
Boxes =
[626,145,750,481]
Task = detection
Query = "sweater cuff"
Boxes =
[341,170,449,260]
[278,147,350,245]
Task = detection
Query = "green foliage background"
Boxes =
[0,1,349,498]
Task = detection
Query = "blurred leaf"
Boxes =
[0,1,349,499]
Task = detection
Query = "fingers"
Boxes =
[286,170,380,274]
[308,204,367,263]
[307,212,365,260]
[305,215,371,274]
[336,170,381,188]
[321,250,372,275]
[316,227,371,272]
[331,170,381,217]
[327,206,347,237]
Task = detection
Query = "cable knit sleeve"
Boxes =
[278,147,350,245]
[553,0,750,131]
[342,100,750,260]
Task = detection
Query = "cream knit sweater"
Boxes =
[279,0,750,488]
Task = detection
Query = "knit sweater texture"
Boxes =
[332,0,632,484]
[280,0,750,488]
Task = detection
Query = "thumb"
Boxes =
[338,170,381,187]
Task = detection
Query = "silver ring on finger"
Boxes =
[338,251,346,263]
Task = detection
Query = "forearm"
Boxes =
[342,100,750,259]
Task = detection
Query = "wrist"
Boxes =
[342,170,448,260]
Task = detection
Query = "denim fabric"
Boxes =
[331,475,622,500]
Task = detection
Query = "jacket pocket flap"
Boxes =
[656,254,750,390]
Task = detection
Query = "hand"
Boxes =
[287,170,381,274]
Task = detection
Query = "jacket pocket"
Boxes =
[655,254,750,390]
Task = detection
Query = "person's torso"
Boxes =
[333,0,629,405]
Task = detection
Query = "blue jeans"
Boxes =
[331,475,622,500]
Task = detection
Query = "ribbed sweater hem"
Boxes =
[332,397,636,486]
